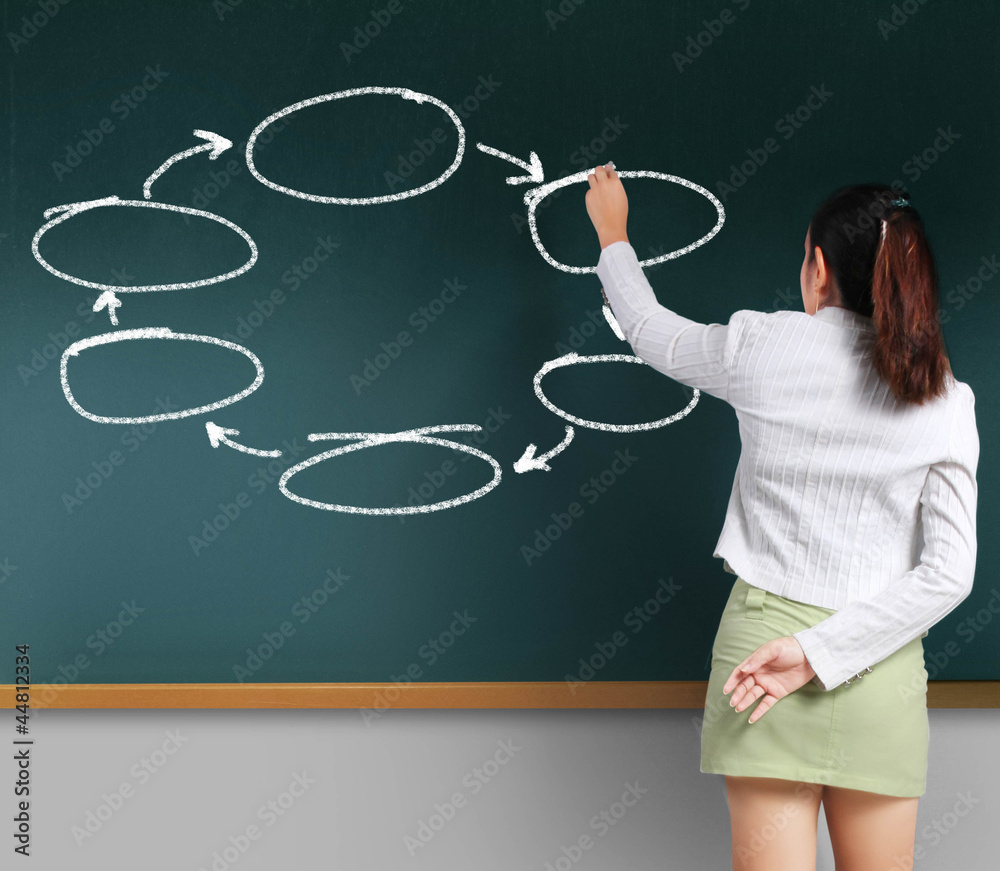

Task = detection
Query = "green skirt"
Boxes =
[700,575,929,798]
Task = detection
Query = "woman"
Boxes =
[586,166,979,869]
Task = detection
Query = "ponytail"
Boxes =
[808,183,953,406]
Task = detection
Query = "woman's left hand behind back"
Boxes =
[722,636,818,723]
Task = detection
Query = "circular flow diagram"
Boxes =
[32,85,726,515]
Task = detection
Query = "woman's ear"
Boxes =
[812,245,825,283]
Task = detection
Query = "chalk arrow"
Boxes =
[143,130,233,199]
[475,143,544,185]
[93,290,122,325]
[514,425,575,473]
[205,421,282,457]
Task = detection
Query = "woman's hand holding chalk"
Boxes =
[585,162,629,250]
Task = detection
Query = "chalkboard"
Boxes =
[2,0,997,707]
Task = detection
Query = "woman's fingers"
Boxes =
[723,655,756,694]
[747,692,775,723]
[726,672,755,707]
[725,667,749,696]
[719,637,805,723]
[588,163,612,182]
[734,684,765,713]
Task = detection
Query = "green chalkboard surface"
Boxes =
[2,0,997,691]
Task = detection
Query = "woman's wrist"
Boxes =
[599,232,629,250]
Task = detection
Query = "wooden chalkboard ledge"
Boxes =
[4,681,999,709]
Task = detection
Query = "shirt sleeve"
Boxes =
[594,241,748,404]
[792,386,979,690]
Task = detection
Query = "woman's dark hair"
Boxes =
[807,183,952,405]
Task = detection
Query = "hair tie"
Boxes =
[881,196,910,241]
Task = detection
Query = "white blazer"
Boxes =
[596,241,979,690]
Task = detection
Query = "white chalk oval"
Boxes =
[32,197,257,293]
[246,86,466,205]
[524,171,725,274]
[279,430,502,515]
[534,353,700,432]
[60,328,266,424]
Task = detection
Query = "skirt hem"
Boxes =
[699,762,926,799]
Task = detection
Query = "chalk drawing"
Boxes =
[205,421,283,457]
[32,196,257,325]
[523,170,725,274]
[60,328,266,424]
[475,142,544,185]
[533,352,700,432]
[143,129,232,199]
[245,87,466,205]
[34,84,726,507]
[279,425,502,514]
[513,425,575,473]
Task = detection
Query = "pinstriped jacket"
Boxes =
[596,241,979,691]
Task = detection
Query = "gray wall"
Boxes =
[23,708,996,869]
